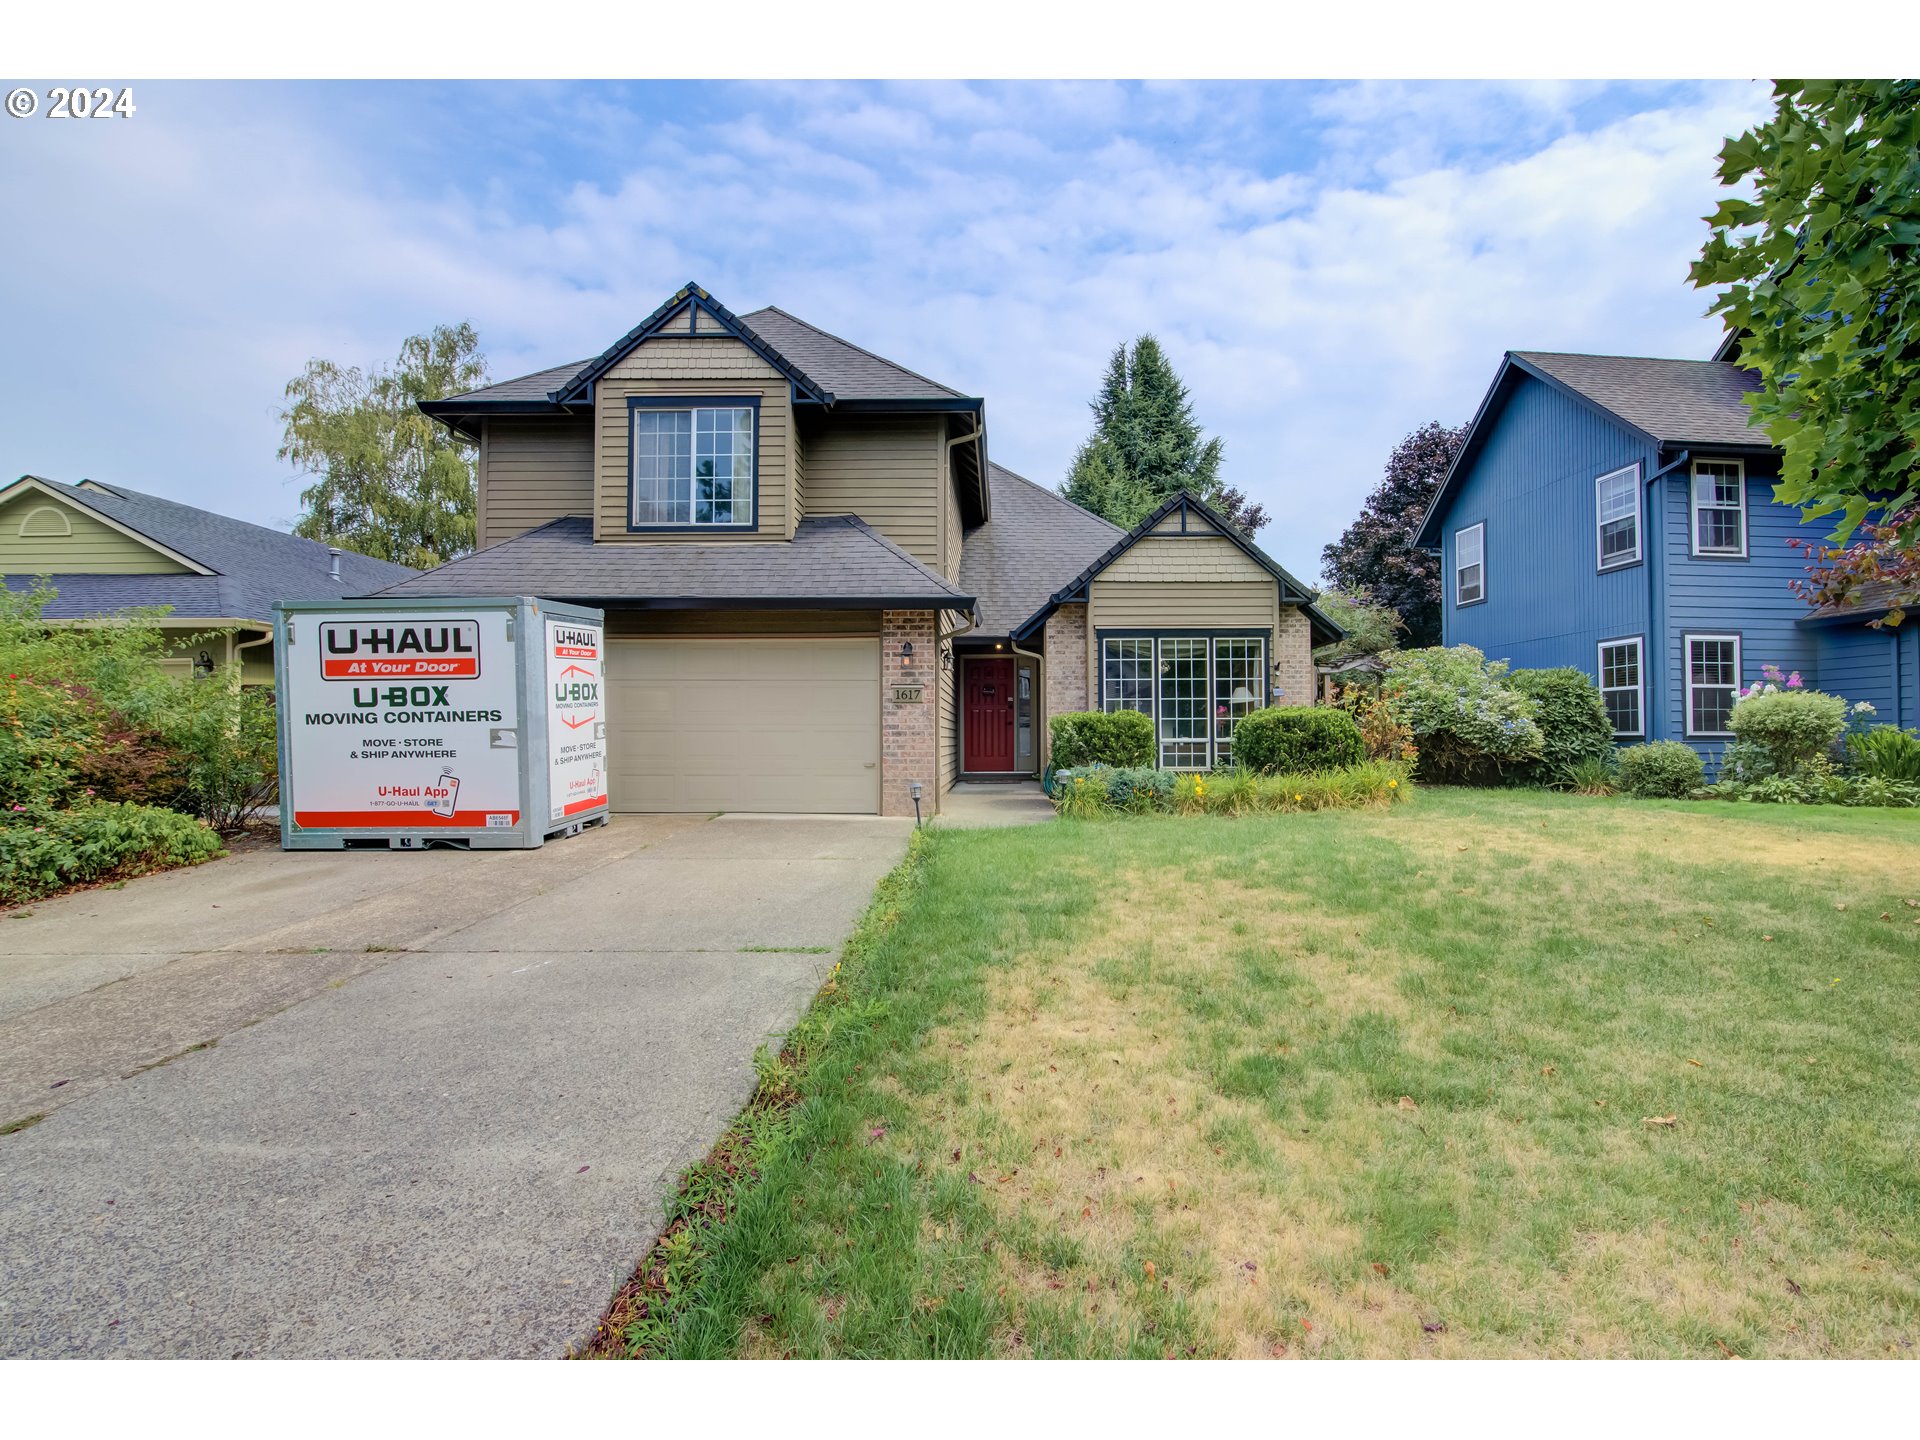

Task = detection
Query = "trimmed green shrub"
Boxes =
[1048,709,1154,770]
[1232,705,1364,775]
[1381,645,1542,784]
[1618,741,1704,798]
[1727,689,1849,774]
[1,801,225,906]
[1847,724,1920,782]
[1508,667,1615,785]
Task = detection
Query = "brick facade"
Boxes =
[881,609,938,818]
[1042,604,1089,769]
[1273,606,1314,708]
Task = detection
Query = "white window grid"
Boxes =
[1100,634,1267,770]
[1691,459,1746,557]
[1685,633,1741,737]
[633,406,754,526]
[1597,637,1644,738]
[1595,464,1641,569]
[1455,522,1485,605]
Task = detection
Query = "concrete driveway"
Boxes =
[0,813,910,1358]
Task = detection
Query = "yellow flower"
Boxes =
[1293,794,1302,802]
[1388,780,1398,789]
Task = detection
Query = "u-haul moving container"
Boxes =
[274,596,609,849]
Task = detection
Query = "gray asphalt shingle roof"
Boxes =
[2,479,418,622]
[959,465,1123,636]
[738,308,967,401]
[372,513,976,609]
[1515,352,1769,447]
[434,303,971,410]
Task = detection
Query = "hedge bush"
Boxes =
[1508,667,1615,785]
[1232,705,1364,775]
[1050,761,1411,817]
[1381,646,1542,784]
[1,801,225,906]
[1617,741,1704,798]
[1048,709,1154,769]
[1727,689,1849,774]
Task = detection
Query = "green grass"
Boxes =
[597,788,1920,1359]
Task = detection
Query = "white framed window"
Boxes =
[630,403,755,527]
[1691,459,1746,557]
[1685,633,1741,736]
[1595,464,1641,570]
[1597,637,1644,738]
[1099,634,1267,769]
[1454,522,1485,606]
[1211,637,1265,766]
[1100,637,1153,715]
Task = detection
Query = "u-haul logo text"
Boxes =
[551,625,599,660]
[320,619,481,679]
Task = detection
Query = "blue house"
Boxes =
[1414,346,1919,762]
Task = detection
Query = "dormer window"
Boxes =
[629,398,757,529]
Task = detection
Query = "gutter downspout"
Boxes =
[235,628,274,685]
[1647,449,1689,742]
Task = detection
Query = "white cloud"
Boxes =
[0,80,1772,575]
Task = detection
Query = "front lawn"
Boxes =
[600,788,1920,1358]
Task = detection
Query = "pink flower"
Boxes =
[1787,672,1804,689]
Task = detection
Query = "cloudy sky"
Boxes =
[0,79,1771,579]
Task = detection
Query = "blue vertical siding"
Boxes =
[1660,458,1836,760]
[1432,367,1910,765]
[1440,376,1655,678]
[1816,620,1920,729]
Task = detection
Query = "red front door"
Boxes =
[964,659,1017,771]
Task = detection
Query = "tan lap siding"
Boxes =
[1086,534,1282,704]
[801,416,942,566]
[479,418,594,546]
[593,337,794,542]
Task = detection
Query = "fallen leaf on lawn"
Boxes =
[1762,935,1774,942]
[1371,1262,1390,1277]
[1906,899,1917,908]
[1270,1342,1288,1358]
[1301,1319,1313,1333]
[1243,1261,1258,1272]
[1081,1207,1092,1219]
[1541,1065,1556,1077]
[933,1225,944,1240]
[1642,1114,1679,1128]
[1835,903,1848,911]
[868,1126,887,1142]
[951,1149,961,1162]
[1686,1059,1703,1068]
[1422,1320,1447,1334]
[1880,912,1892,921]
[967,1171,983,1184]
[1715,1339,1740,1359]
[1144,1261,1157,1280]
[1396,1096,1418,1111]
[576,1165,590,1174]
[1785,1278,1803,1296]
[1055,1146,1062,1158]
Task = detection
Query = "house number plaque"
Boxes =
[891,685,925,703]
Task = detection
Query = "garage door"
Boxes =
[606,637,881,813]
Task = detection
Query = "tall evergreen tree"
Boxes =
[1319,420,1467,648]
[1060,336,1266,536]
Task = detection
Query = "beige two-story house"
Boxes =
[383,284,1337,816]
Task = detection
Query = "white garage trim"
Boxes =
[606,636,881,813]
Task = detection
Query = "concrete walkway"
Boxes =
[936,780,1056,828]
[0,814,909,1358]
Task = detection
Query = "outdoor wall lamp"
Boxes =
[194,651,215,677]
[900,641,914,662]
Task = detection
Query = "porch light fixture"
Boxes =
[194,651,215,677]
[901,641,914,661]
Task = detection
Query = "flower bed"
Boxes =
[1049,761,1411,817]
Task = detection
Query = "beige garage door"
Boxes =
[606,637,881,813]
